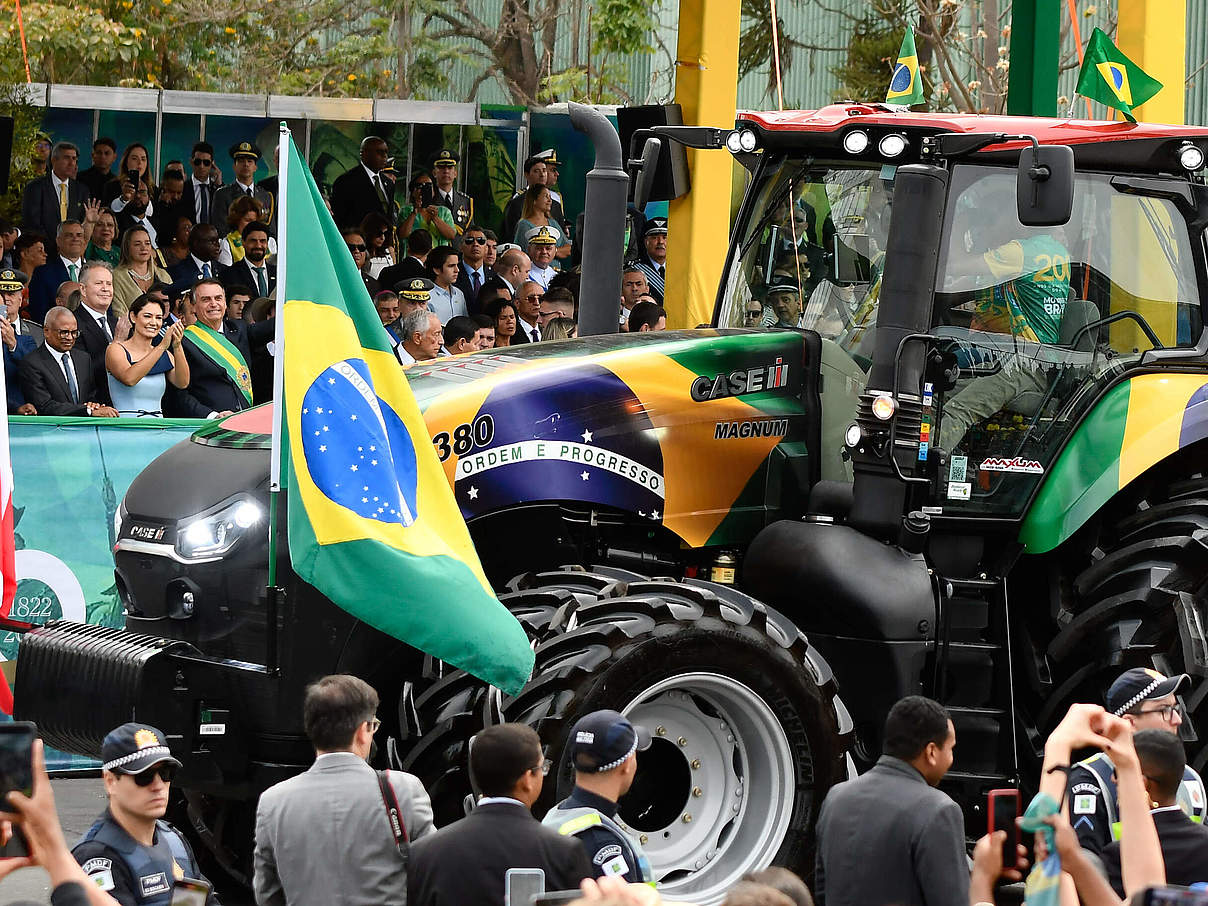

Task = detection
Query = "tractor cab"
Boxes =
[707,106,1208,517]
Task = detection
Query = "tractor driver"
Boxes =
[936,190,1071,452]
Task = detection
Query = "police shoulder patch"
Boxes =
[88,870,116,892]
[81,857,112,874]
[1071,783,1100,795]
[600,856,629,878]
[140,871,171,897]
[593,844,624,865]
[1073,794,1097,815]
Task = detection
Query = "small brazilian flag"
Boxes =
[886,27,924,105]
[1076,28,1162,123]
[272,128,535,695]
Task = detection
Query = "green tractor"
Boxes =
[15,104,1208,903]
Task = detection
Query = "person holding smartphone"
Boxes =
[72,722,220,906]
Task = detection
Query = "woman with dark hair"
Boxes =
[343,230,379,296]
[359,212,395,278]
[161,213,193,268]
[112,227,171,319]
[425,246,467,324]
[513,184,570,259]
[486,297,518,348]
[106,294,190,417]
[105,143,155,208]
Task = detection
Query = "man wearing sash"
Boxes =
[176,278,272,418]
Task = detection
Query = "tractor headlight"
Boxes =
[878,134,908,158]
[176,498,264,560]
[843,130,870,154]
[871,394,897,420]
[1178,142,1205,171]
[726,131,743,153]
[738,129,758,153]
[845,423,863,447]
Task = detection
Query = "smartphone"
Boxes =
[127,169,140,184]
[0,722,35,859]
[504,868,544,906]
[419,182,436,208]
[988,788,1020,871]
[170,878,212,906]
[1131,888,1208,906]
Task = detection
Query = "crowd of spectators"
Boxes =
[2,665,1205,906]
[0,131,679,420]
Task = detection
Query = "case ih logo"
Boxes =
[691,358,790,402]
[129,523,166,542]
[979,456,1045,475]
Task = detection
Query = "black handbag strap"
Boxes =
[376,769,409,852]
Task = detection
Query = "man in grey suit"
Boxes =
[814,696,967,906]
[253,674,435,906]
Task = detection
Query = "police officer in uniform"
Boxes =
[1067,668,1207,858]
[542,710,653,883]
[73,722,219,905]
[429,150,473,235]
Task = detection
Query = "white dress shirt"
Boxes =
[428,284,467,325]
[528,264,556,290]
[518,318,541,343]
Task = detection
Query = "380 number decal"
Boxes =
[432,415,495,462]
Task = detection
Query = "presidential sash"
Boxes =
[184,322,254,406]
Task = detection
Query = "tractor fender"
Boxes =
[1019,372,1208,553]
[742,519,934,641]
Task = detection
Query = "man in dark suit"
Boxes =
[377,230,431,291]
[814,696,966,906]
[174,277,272,418]
[454,224,490,313]
[221,221,276,297]
[1104,730,1208,894]
[73,261,120,406]
[330,136,393,230]
[19,306,117,417]
[0,269,37,414]
[168,223,223,293]
[180,142,222,228]
[212,142,274,229]
[22,142,91,239]
[77,137,116,200]
[28,220,87,323]
[408,723,591,906]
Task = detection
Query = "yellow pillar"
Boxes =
[1116,0,1186,123]
[664,0,740,329]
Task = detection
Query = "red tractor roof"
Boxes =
[741,104,1208,150]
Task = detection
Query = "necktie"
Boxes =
[531,327,540,342]
[58,182,68,221]
[471,270,480,293]
[200,184,210,223]
[256,267,267,297]
[246,186,253,197]
[99,314,111,340]
[374,175,388,208]
[62,353,78,403]
[68,262,78,281]
[202,262,212,278]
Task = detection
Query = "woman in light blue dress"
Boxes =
[105,294,190,417]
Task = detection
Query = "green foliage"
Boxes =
[830,14,902,103]
[590,0,655,56]
[738,0,812,103]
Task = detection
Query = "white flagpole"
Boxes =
[269,123,289,494]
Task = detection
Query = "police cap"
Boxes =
[396,277,435,301]
[230,141,261,162]
[0,269,29,292]
[568,709,651,773]
[101,722,183,775]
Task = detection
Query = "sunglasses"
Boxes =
[192,158,213,166]
[131,764,176,786]
[524,293,545,301]
[347,244,368,252]
[744,310,762,318]
[464,237,488,245]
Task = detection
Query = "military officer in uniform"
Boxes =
[73,722,220,905]
[542,710,653,883]
[429,150,473,235]
[1067,668,1207,858]
[211,142,273,230]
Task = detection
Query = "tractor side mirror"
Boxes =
[632,137,663,209]
[1017,144,1074,226]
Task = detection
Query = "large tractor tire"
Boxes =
[401,568,852,905]
[1040,472,1208,766]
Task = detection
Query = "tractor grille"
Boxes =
[14,621,195,758]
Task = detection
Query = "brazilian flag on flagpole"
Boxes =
[886,27,924,105]
[269,125,535,695]
[1075,28,1162,123]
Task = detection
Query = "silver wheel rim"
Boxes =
[616,672,796,905]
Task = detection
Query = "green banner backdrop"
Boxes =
[3,417,206,770]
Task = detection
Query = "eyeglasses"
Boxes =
[464,237,488,245]
[367,716,381,733]
[192,158,213,166]
[131,764,176,786]
[51,328,80,338]
[531,759,550,776]
[524,293,545,301]
[744,310,763,319]
[347,244,368,252]
[1135,704,1181,723]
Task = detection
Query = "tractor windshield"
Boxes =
[931,163,1204,515]
[717,160,893,370]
